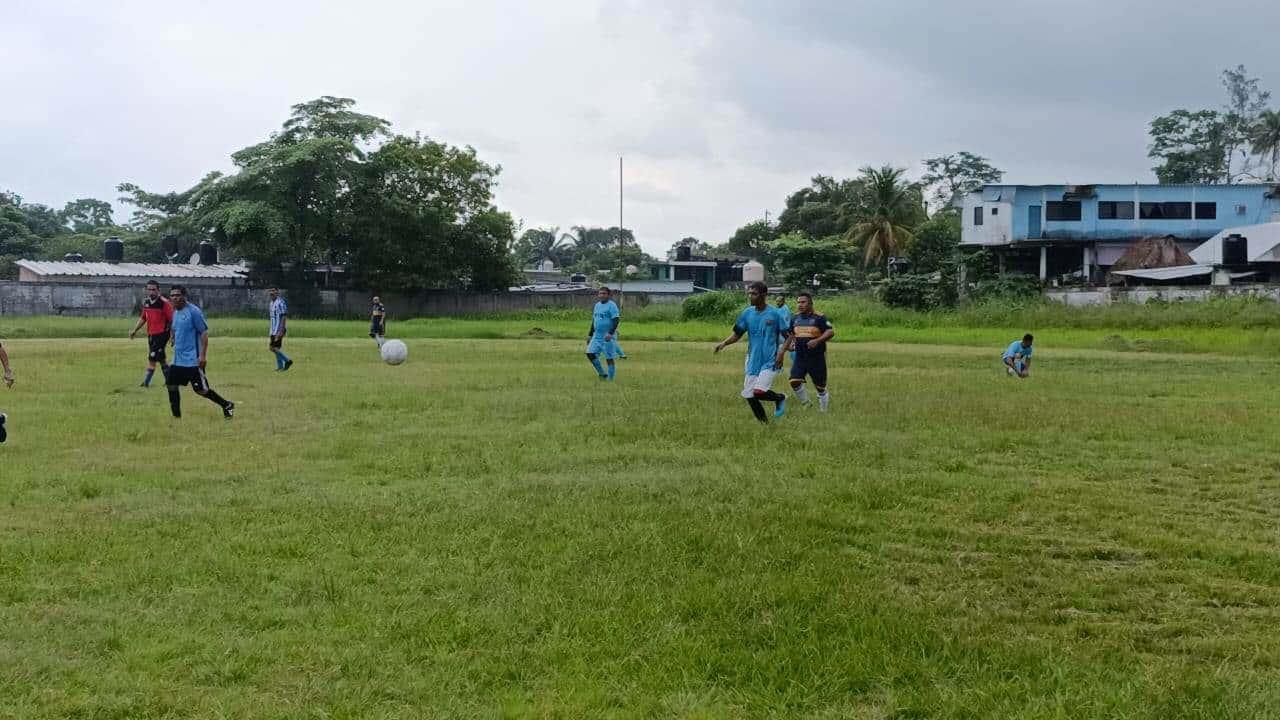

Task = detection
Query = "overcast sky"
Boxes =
[3,0,1278,255]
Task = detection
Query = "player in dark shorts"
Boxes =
[369,295,386,347]
[166,285,235,420]
[782,292,834,412]
[0,338,13,443]
[129,280,174,387]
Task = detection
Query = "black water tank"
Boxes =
[64,253,84,263]
[198,241,218,266]
[1222,235,1248,266]
[570,273,587,283]
[676,245,692,261]
[160,233,179,258]
[104,237,124,264]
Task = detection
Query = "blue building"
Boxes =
[960,184,1280,282]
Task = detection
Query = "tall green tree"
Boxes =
[60,198,115,234]
[725,219,777,259]
[1248,110,1280,181]
[775,176,864,240]
[1221,64,1271,183]
[843,166,923,267]
[513,227,574,267]
[907,212,961,274]
[1148,110,1227,184]
[920,152,1003,210]
[769,232,857,290]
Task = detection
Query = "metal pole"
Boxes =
[618,155,624,309]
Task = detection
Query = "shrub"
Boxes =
[681,290,744,321]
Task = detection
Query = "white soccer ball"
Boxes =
[380,339,408,366]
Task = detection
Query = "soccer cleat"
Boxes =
[818,393,830,413]
[283,359,293,372]
[1007,367,1016,377]
[774,398,786,419]
[223,401,235,420]
[599,374,608,380]
[0,413,7,443]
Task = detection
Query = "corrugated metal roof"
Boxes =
[1111,264,1213,280]
[16,260,249,279]
[1191,222,1280,264]
[606,280,696,294]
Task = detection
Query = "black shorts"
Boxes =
[370,319,385,336]
[269,333,285,350]
[147,332,170,363]
[167,365,211,393]
[789,353,828,388]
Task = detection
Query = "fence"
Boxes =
[0,281,604,317]
[1045,284,1280,306]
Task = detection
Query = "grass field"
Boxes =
[2,326,1280,718]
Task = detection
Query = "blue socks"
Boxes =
[274,351,291,369]
[143,368,155,387]
[589,357,605,377]
[607,362,616,381]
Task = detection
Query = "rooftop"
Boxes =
[16,260,249,280]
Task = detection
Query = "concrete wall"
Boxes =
[1046,284,1280,306]
[0,281,611,317]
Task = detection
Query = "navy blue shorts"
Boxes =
[789,353,828,388]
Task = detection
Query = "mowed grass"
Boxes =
[1,334,1280,718]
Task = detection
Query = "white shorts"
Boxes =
[741,368,779,398]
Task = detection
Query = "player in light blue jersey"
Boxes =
[715,281,790,423]
[774,294,794,366]
[1002,334,1034,378]
[165,285,235,419]
[585,287,621,381]
[268,287,293,372]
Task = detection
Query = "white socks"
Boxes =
[792,384,811,404]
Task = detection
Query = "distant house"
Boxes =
[649,245,752,289]
[15,260,249,287]
[960,184,1280,283]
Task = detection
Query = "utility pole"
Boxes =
[618,156,624,309]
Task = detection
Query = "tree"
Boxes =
[907,212,961,274]
[513,227,574,268]
[843,166,923,267]
[776,175,864,240]
[769,232,857,290]
[725,220,777,259]
[60,198,115,234]
[1148,110,1227,184]
[1221,65,1271,183]
[1248,110,1280,181]
[920,152,1003,211]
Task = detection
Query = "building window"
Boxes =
[1046,201,1082,221]
[973,206,983,226]
[1140,202,1193,220]
[1098,201,1135,220]
[991,207,999,216]
[1195,202,1217,219]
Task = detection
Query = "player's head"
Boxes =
[1022,333,1034,347]
[268,286,278,300]
[596,287,612,302]
[774,294,787,307]
[169,285,188,308]
[372,295,381,304]
[747,281,767,307]
[145,280,160,299]
[797,292,813,314]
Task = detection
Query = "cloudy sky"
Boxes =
[3,0,1278,255]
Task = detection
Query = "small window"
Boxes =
[1098,201,1135,220]
[974,206,984,226]
[991,207,999,216]
[1140,202,1192,220]
[1046,201,1082,221]
[1194,202,1217,219]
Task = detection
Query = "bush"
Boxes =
[880,274,939,311]
[682,290,744,321]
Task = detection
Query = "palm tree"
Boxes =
[1248,110,1280,180]
[843,166,922,267]
[521,226,572,268]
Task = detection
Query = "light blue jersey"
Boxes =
[269,297,288,336]
[591,300,620,339]
[734,305,788,376]
[172,304,209,367]
[1003,340,1033,360]
[775,305,793,339]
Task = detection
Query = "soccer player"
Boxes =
[369,295,387,347]
[585,287,620,381]
[0,339,12,443]
[268,287,293,372]
[774,293,794,366]
[715,281,790,423]
[165,285,235,420]
[128,280,173,387]
[783,292,834,412]
[1003,334,1034,378]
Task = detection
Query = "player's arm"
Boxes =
[606,316,619,341]
[129,313,146,339]
[715,328,744,353]
[810,319,835,349]
[278,305,287,334]
[198,331,209,369]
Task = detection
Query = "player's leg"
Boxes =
[192,368,234,418]
[166,368,186,418]
[789,359,811,404]
[275,335,293,370]
[812,357,830,412]
[746,398,769,423]
[604,344,617,380]
[143,337,161,387]
[586,337,607,378]
[0,412,7,443]
[751,370,786,418]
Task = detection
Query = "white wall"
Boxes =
[960,194,1013,246]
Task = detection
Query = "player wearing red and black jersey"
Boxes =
[129,280,174,387]
[0,338,13,443]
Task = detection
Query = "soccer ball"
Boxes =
[380,339,408,366]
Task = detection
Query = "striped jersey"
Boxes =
[269,297,288,335]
